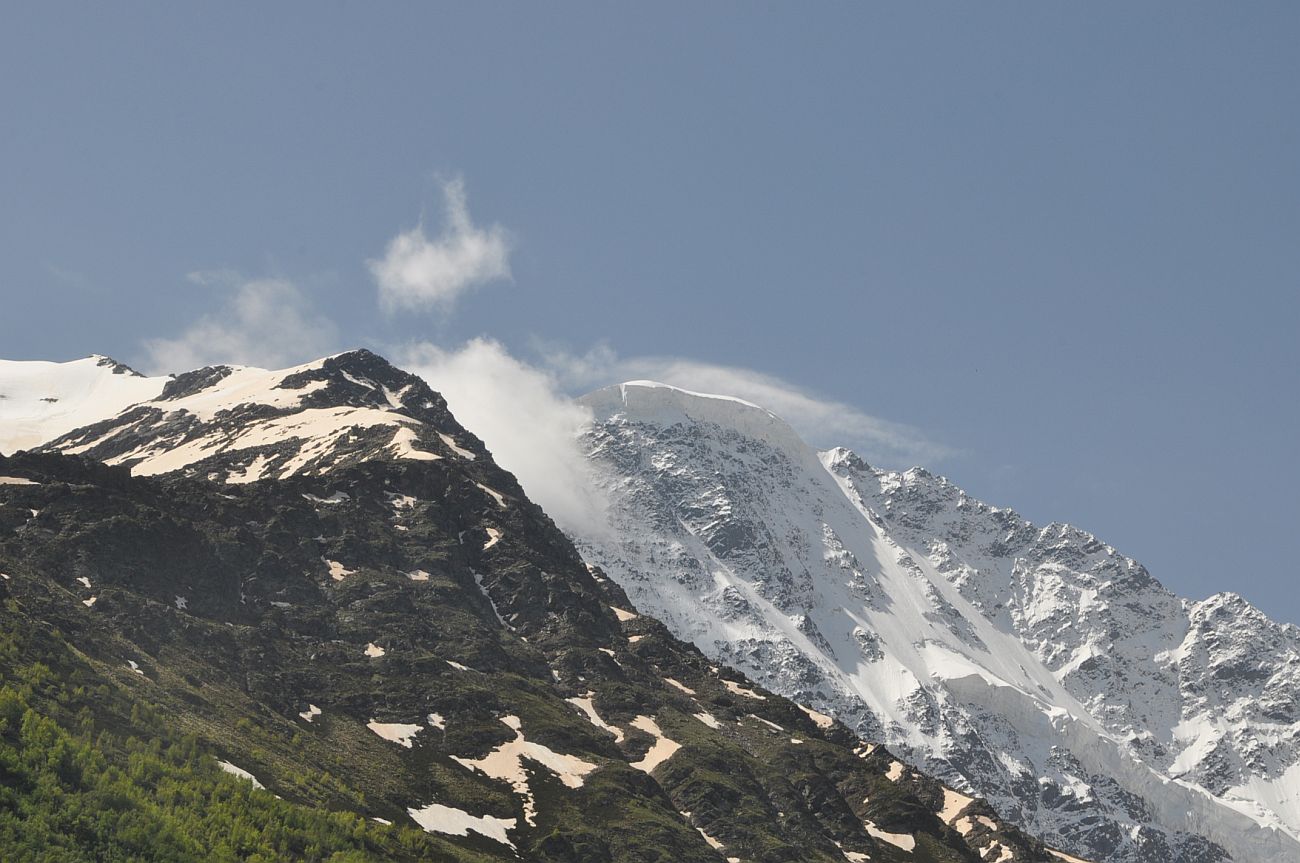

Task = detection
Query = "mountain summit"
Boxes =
[573,381,1300,863]
[31,349,489,481]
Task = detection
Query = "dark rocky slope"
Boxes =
[0,351,1072,862]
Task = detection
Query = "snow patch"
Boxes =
[696,826,726,851]
[939,786,974,823]
[387,425,441,462]
[407,801,516,849]
[567,693,625,743]
[323,559,355,581]
[438,432,476,459]
[693,712,723,730]
[381,383,410,409]
[227,453,272,484]
[629,715,681,774]
[451,715,597,826]
[475,482,507,508]
[303,491,349,504]
[368,720,423,748]
[473,570,513,630]
[217,759,265,790]
[799,703,835,729]
[664,677,696,695]
[864,821,915,851]
[955,814,998,836]
[722,680,765,700]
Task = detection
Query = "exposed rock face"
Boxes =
[0,352,1066,862]
[573,381,1300,863]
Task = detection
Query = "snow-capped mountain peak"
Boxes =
[2,349,489,484]
[573,380,1300,863]
[582,380,797,450]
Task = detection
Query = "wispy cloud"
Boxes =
[397,338,611,536]
[393,336,950,539]
[538,342,954,468]
[140,274,338,374]
[369,178,512,314]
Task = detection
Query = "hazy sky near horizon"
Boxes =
[2,5,1298,621]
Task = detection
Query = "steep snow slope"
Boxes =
[829,453,1300,842]
[574,381,1300,863]
[0,356,167,455]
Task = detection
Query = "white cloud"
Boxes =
[394,336,949,539]
[538,342,954,468]
[397,338,611,537]
[140,276,339,374]
[369,178,512,314]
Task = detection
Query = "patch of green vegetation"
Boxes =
[0,618,499,863]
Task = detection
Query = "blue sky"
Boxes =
[2,4,1298,621]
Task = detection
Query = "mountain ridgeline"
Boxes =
[0,351,1066,863]
[572,381,1300,863]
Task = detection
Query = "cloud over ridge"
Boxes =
[369,178,512,314]
[538,343,954,468]
[398,338,611,537]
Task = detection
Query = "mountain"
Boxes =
[572,381,1300,863]
[0,351,1070,862]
